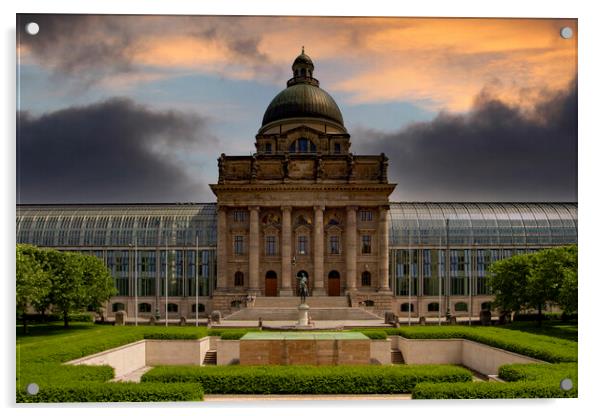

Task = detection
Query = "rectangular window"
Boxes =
[334,143,341,154]
[298,235,308,255]
[234,235,244,255]
[265,143,272,153]
[233,211,247,222]
[359,210,373,221]
[329,235,340,254]
[361,235,372,254]
[265,235,277,256]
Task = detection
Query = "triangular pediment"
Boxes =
[282,125,326,137]
[294,224,312,233]
[263,224,280,233]
[326,224,343,233]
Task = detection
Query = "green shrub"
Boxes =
[17,382,203,403]
[412,380,577,399]
[413,362,578,399]
[143,332,201,340]
[20,312,94,324]
[359,330,387,340]
[384,326,577,363]
[17,363,115,390]
[498,363,577,383]
[142,365,472,394]
[69,312,96,323]
[218,330,249,340]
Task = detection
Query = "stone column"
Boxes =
[313,205,325,295]
[378,206,391,292]
[345,206,357,291]
[216,206,228,291]
[248,206,260,294]
[280,206,293,296]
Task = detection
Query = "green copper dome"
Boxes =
[261,49,344,128]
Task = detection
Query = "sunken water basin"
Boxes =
[67,333,544,379]
[239,332,373,366]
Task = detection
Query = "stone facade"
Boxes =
[211,152,395,311]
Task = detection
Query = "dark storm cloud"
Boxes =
[18,14,280,86]
[17,98,215,203]
[19,14,137,86]
[354,81,577,202]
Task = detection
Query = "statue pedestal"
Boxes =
[297,303,310,327]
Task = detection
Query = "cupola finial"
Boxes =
[302,45,305,54]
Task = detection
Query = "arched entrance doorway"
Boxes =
[328,270,341,296]
[265,271,278,297]
[295,270,309,297]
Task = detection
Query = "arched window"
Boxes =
[400,303,414,312]
[138,303,152,313]
[454,302,468,312]
[112,303,125,312]
[481,302,492,311]
[289,138,316,153]
[167,303,178,313]
[192,303,205,313]
[427,302,439,312]
[361,271,371,287]
[234,271,244,286]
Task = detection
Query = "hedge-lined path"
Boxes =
[203,394,411,401]
[111,366,153,383]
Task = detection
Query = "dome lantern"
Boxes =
[260,49,345,131]
[288,46,319,88]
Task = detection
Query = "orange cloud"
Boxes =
[21,15,577,112]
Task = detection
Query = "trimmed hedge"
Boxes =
[18,363,115,389]
[17,382,203,403]
[20,312,95,324]
[413,363,578,399]
[141,365,472,394]
[384,326,577,363]
[498,363,577,383]
[143,332,201,340]
[216,330,250,340]
[412,380,576,399]
[358,330,387,340]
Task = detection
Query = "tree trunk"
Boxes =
[22,312,28,335]
[63,311,69,328]
[537,303,543,327]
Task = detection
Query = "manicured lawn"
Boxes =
[16,321,578,401]
[502,321,578,342]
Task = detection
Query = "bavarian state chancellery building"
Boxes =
[16,50,578,321]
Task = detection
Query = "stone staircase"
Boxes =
[391,349,405,364]
[203,350,217,365]
[252,296,349,308]
[223,296,381,321]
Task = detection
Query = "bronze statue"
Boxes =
[297,272,309,303]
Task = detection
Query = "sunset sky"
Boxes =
[16,15,577,203]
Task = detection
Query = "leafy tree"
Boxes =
[489,253,533,317]
[16,245,117,328]
[79,254,117,316]
[44,250,89,327]
[16,245,51,333]
[528,246,577,324]
[489,245,578,324]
